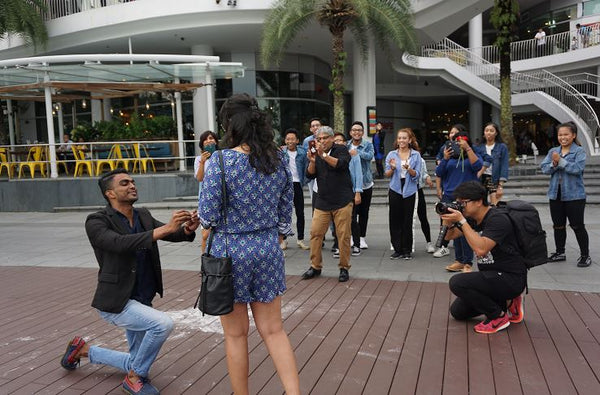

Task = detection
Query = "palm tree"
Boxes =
[490,0,519,163]
[0,0,48,50]
[260,0,416,132]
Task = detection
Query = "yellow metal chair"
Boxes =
[72,146,94,177]
[132,143,156,173]
[18,146,47,178]
[95,144,119,175]
[0,148,18,178]
[44,146,69,175]
[113,144,134,171]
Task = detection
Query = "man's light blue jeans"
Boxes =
[88,299,174,377]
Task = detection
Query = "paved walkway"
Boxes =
[1,204,599,394]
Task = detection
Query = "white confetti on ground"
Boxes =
[166,308,227,335]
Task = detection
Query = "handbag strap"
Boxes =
[205,150,228,256]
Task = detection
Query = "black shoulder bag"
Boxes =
[194,150,234,316]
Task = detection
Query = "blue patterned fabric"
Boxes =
[199,149,293,303]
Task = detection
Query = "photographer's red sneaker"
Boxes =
[508,295,524,323]
[474,314,510,334]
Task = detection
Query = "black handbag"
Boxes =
[194,150,234,316]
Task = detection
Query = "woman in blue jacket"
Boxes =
[475,122,509,205]
[385,128,421,260]
[540,122,590,267]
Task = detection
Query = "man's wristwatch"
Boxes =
[455,218,467,229]
[322,152,328,158]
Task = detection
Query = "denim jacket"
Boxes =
[349,155,363,193]
[347,139,374,188]
[475,142,509,184]
[283,146,308,186]
[385,149,421,197]
[540,144,586,201]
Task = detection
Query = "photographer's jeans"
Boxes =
[454,235,473,264]
[88,299,174,377]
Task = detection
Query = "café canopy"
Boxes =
[0,54,244,177]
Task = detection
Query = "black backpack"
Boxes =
[495,200,548,269]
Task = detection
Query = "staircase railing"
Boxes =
[420,38,600,147]
[559,73,600,98]
[470,24,600,64]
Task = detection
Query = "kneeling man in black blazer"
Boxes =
[60,168,199,395]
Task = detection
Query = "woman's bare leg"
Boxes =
[220,303,250,395]
[251,297,300,395]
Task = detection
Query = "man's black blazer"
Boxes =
[85,205,195,313]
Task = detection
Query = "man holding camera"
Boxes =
[440,181,526,334]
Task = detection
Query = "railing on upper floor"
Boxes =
[472,23,600,64]
[36,0,136,21]
[420,38,600,147]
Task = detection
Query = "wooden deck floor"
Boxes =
[1,266,600,394]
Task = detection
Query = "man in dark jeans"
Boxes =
[59,168,199,395]
[440,181,527,334]
[302,126,354,282]
[282,128,309,250]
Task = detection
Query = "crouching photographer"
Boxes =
[439,181,526,334]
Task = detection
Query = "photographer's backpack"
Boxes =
[496,200,548,269]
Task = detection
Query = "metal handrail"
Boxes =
[471,24,600,64]
[559,73,600,98]
[35,0,136,21]
[420,38,600,145]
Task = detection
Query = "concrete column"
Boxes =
[469,96,483,141]
[91,94,102,123]
[175,78,185,171]
[191,45,215,146]
[57,103,65,142]
[469,14,483,60]
[103,98,112,122]
[491,106,501,126]
[44,74,58,178]
[7,99,15,147]
[352,40,376,139]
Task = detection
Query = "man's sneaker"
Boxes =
[547,252,566,262]
[426,242,436,253]
[433,246,450,258]
[445,261,465,272]
[461,264,472,273]
[332,248,340,258]
[280,239,288,250]
[577,255,592,267]
[390,252,403,260]
[474,314,510,334]
[403,253,413,260]
[351,246,361,256]
[122,375,159,395]
[331,244,338,252]
[360,237,369,249]
[339,268,349,282]
[60,336,86,370]
[296,240,310,250]
[508,295,524,323]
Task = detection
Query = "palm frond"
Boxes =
[0,0,48,50]
[260,0,319,67]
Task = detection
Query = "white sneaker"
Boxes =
[360,237,369,249]
[426,242,436,253]
[296,240,310,250]
[433,246,450,258]
[280,240,288,250]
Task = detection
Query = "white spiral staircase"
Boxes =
[399,38,600,156]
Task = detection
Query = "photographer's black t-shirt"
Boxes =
[471,208,527,275]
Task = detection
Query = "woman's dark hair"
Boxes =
[483,122,503,143]
[198,130,218,150]
[556,122,581,146]
[219,93,281,174]
[450,124,466,139]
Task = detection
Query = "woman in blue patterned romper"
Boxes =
[199,93,300,395]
